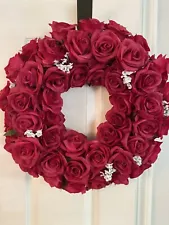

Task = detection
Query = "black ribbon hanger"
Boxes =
[77,0,93,22]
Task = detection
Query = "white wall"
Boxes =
[0,0,169,225]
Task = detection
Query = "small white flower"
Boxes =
[133,156,142,166]
[100,163,116,182]
[121,71,133,90]
[54,52,73,73]
[24,130,36,138]
[9,81,15,88]
[163,100,169,116]
[36,130,42,137]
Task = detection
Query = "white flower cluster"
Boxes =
[133,156,142,166]
[162,100,169,116]
[121,71,133,89]
[54,52,73,73]
[24,130,42,138]
[100,163,116,182]
[9,81,15,88]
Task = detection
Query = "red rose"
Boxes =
[44,176,63,189]
[133,117,160,138]
[40,151,67,177]
[117,38,149,71]
[78,18,104,32]
[66,30,92,63]
[5,138,42,169]
[105,20,131,40]
[97,122,122,146]
[108,146,132,184]
[22,39,38,61]
[12,111,42,134]
[91,30,120,63]
[49,21,75,41]
[37,36,66,66]
[87,65,105,86]
[164,82,169,101]
[70,65,88,87]
[106,109,131,132]
[88,172,107,190]
[16,61,43,93]
[131,141,161,178]
[42,88,63,112]
[133,35,150,51]
[109,93,132,115]
[159,117,169,136]
[134,92,163,118]
[5,53,24,82]
[64,182,86,194]
[0,82,10,111]
[105,68,126,94]
[149,55,169,86]
[127,136,149,157]
[132,66,162,94]
[8,89,35,112]
[44,67,69,92]
[61,130,87,157]
[65,158,90,184]
[4,109,13,131]
[86,141,110,169]
[42,125,64,148]
[45,111,65,127]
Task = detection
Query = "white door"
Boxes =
[0,0,169,225]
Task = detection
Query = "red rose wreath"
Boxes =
[1,19,169,194]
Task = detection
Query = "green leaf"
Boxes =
[4,130,17,137]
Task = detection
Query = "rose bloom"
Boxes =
[91,30,120,63]
[64,182,86,194]
[105,68,126,94]
[86,141,110,169]
[12,111,42,134]
[108,146,133,184]
[132,65,162,94]
[42,125,64,148]
[70,65,88,87]
[66,30,92,63]
[5,137,42,169]
[61,130,87,157]
[87,65,105,86]
[78,18,104,33]
[88,172,107,190]
[7,89,35,112]
[134,92,163,119]
[109,93,132,115]
[21,39,38,61]
[117,37,149,71]
[50,21,76,41]
[37,36,66,66]
[133,117,161,139]
[106,109,131,132]
[0,81,10,111]
[97,122,122,146]
[64,158,90,184]
[130,141,161,178]
[44,67,69,92]
[44,110,65,127]
[105,20,131,40]
[127,135,149,157]
[40,151,67,177]
[42,88,63,112]
[5,53,24,82]
[16,61,43,93]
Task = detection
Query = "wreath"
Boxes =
[1,18,169,194]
